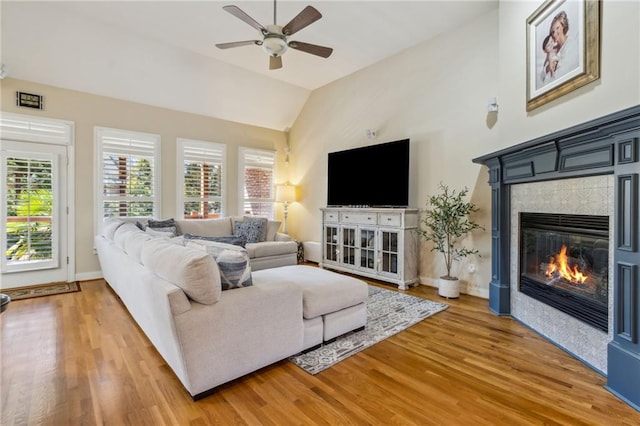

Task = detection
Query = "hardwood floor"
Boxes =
[2,278,639,425]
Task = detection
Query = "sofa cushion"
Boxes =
[245,241,298,258]
[141,238,222,304]
[234,220,265,244]
[113,222,142,249]
[186,241,252,290]
[183,233,246,248]
[102,218,127,240]
[175,218,232,237]
[124,230,154,264]
[266,221,281,241]
[253,265,368,319]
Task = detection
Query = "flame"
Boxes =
[545,245,588,284]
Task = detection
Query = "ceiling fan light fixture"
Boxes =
[262,35,288,56]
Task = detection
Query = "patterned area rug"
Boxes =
[1,281,81,301]
[290,286,448,374]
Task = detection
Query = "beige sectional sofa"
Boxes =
[175,217,298,270]
[95,219,368,399]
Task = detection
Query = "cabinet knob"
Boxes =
[387,217,392,221]
[367,217,371,220]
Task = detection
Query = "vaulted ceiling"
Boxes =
[2,1,498,130]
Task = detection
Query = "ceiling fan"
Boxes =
[215,0,333,70]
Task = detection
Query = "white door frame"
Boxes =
[0,112,75,288]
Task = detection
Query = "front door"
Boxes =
[1,140,69,288]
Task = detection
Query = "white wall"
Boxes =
[289,9,500,297]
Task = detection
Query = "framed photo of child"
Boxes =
[526,0,601,111]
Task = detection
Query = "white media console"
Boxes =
[320,207,419,290]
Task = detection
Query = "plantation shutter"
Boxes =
[179,139,225,218]
[96,127,160,225]
[1,151,59,272]
[239,147,275,218]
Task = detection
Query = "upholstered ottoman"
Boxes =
[253,265,369,348]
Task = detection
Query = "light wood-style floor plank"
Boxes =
[2,278,639,425]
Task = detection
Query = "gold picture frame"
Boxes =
[526,0,601,111]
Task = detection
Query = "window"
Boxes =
[177,138,226,219]
[95,127,160,229]
[238,147,275,218]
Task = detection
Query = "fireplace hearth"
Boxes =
[519,213,609,332]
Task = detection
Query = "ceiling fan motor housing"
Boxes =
[262,25,288,57]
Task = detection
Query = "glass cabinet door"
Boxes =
[342,227,357,266]
[359,228,376,271]
[379,230,399,275]
[324,225,339,262]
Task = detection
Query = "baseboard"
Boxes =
[76,271,103,282]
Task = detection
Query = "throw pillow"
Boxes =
[148,218,176,228]
[216,249,253,290]
[183,233,246,247]
[145,227,176,238]
[234,220,265,244]
[186,241,252,290]
[243,216,269,242]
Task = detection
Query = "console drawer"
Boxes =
[340,212,377,225]
[324,212,339,223]
[378,213,402,227]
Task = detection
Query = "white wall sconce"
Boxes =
[275,183,297,234]
[366,129,377,139]
[487,97,499,112]
[0,64,7,80]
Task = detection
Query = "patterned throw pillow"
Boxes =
[233,220,265,244]
[216,249,253,290]
[148,218,176,228]
[242,216,269,242]
[186,241,252,290]
[183,233,246,248]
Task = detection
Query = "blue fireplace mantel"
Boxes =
[473,105,640,411]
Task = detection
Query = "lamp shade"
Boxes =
[276,184,296,203]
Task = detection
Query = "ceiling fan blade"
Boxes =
[269,55,283,70]
[282,6,322,36]
[288,41,333,58]
[215,40,261,49]
[222,5,266,33]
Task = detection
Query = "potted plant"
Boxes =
[417,183,484,298]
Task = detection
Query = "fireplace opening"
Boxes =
[519,213,609,332]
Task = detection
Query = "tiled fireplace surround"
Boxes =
[474,106,640,410]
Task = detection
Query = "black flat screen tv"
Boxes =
[327,139,410,207]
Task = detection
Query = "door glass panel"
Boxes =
[2,152,57,272]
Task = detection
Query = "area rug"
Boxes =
[1,281,81,301]
[290,285,448,374]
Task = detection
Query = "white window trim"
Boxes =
[176,138,227,218]
[94,126,161,234]
[237,146,276,218]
